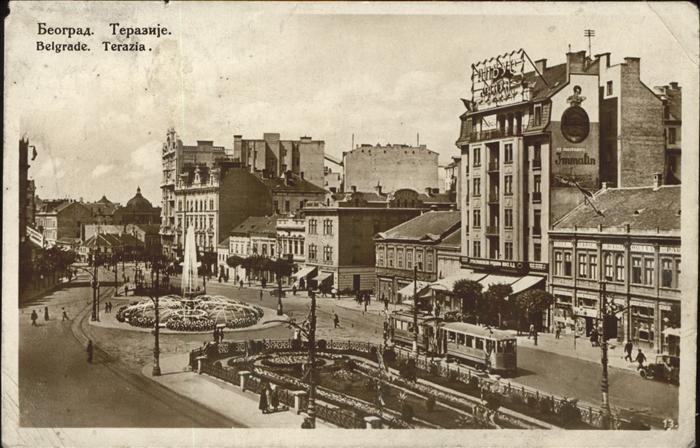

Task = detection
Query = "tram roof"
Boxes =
[440,322,515,340]
[390,311,439,322]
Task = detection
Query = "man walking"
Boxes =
[44,306,50,321]
[62,307,69,321]
[87,339,94,363]
[31,310,38,326]
[624,340,634,362]
[333,312,340,328]
[528,323,535,339]
[635,348,647,369]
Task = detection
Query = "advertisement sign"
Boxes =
[471,49,527,108]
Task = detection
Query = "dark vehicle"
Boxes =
[638,354,679,385]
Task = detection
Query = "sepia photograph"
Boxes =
[2,2,697,447]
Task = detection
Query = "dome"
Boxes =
[125,187,154,211]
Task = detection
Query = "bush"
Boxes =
[425,396,436,413]
[401,403,414,422]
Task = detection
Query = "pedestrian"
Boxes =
[293,328,300,342]
[270,384,279,412]
[261,277,267,289]
[213,327,219,343]
[384,296,389,311]
[363,301,368,313]
[624,340,634,362]
[87,339,94,363]
[44,306,50,321]
[105,302,109,314]
[62,307,69,321]
[31,310,38,326]
[333,312,340,328]
[260,290,263,301]
[528,323,535,339]
[239,279,244,289]
[292,285,297,296]
[259,381,269,414]
[124,284,129,296]
[219,328,224,343]
[109,302,113,313]
[555,324,561,339]
[635,348,647,369]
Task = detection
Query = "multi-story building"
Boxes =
[217,237,231,280]
[35,199,94,247]
[343,143,439,193]
[303,192,422,292]
[277,216,306,265]
[228,215,279,284]
[654,82,682,184]
[548,178,680,355]
[456,49,668,282]
[436,229,461,281]
[160,129,326,258]
[83,195,120,224]
[374,210,461,304]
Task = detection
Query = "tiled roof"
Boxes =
[132,224,161,234]
[258,174,326,194]
[437,228,461,249]
[525,62,568,101]
[419,192,453,204]
[553,185,680,232]
[230,215,278,237]
[376,210,461,241]
[218,236,230,248]
[83,233,144,248]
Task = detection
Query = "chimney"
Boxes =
[566,50,587,76]
[653,172,663,190]
[534,58,547,74]
[623,57,640,76]
[669,81,679,89]
[594,52,611,68]
[425,187,432,196]
[351,185,357,193]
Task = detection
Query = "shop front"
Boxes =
[552,293,575,334]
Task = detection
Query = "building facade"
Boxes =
[456,49,668,284]
[35,200,94,247]
[343,143,439,194]
[277,216,306,265]
[160,129,326,258]
[113,187,161,225]
[374,211,461,304]
[548,181,680,355]
[303,194,422,292]
[654,82,682,184]
[228,215,279,284]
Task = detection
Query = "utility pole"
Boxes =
[584,29,595,57]
[412,264,420,354]
[600,281,611,428]
[152,262,162,376]
[307,290,317,428]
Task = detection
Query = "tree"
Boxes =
[513,289,554,332]
[270,257,294,315]
[452,279,483,323]
[483,283,513,328]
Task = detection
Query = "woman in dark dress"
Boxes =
[258,381,269,414]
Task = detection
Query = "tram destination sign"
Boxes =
[471,49,528,108]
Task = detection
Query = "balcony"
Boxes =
[532,191,542,203]
[532,158,542,169]
[467,128,522,143]
[488,193,500,204]
[488,161,500,172]
[486,226,499,236]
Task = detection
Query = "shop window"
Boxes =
[631,257,642,284]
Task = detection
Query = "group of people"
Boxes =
[258,380,281,414]
[212,327,225,343]
[623,340,648,368]
[355,291,371,312]
[30,306,70,326]
[103,301,115,313]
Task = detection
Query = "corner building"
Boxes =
[456,49,667,280]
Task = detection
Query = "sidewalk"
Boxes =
[331,296,410,316]
[142,354,333,428]
[514,331,643,372]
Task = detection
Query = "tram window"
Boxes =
[502,340,514,353]
[496,341,502,353]
[448,331,456,343]
[457,333,465,345]
[407,323,415,333]
[475,338,484,350]
[465,335,474,347]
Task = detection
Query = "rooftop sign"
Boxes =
[470,49,528,109]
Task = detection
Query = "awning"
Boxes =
[292,266,317,279]
[509,275,545,295]
[429,269,488,292]
[397,281,431,300]
[478,274,520,291]
[312,271,333,283]
[662,327,681,337]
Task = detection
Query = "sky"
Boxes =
[6,1,698,205]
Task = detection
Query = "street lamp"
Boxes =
[148,256,166,376]
[599,281,627,429]
[412,263,422,355]
[264,288,317,428]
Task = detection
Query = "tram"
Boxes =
[387,312,518,374]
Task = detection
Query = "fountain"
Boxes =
[115,226,265,332]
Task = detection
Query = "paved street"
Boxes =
[19,269,240,428]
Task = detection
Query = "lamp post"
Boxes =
[149,256,165,376]
[598,280,628,429]
[412,263,422,355]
